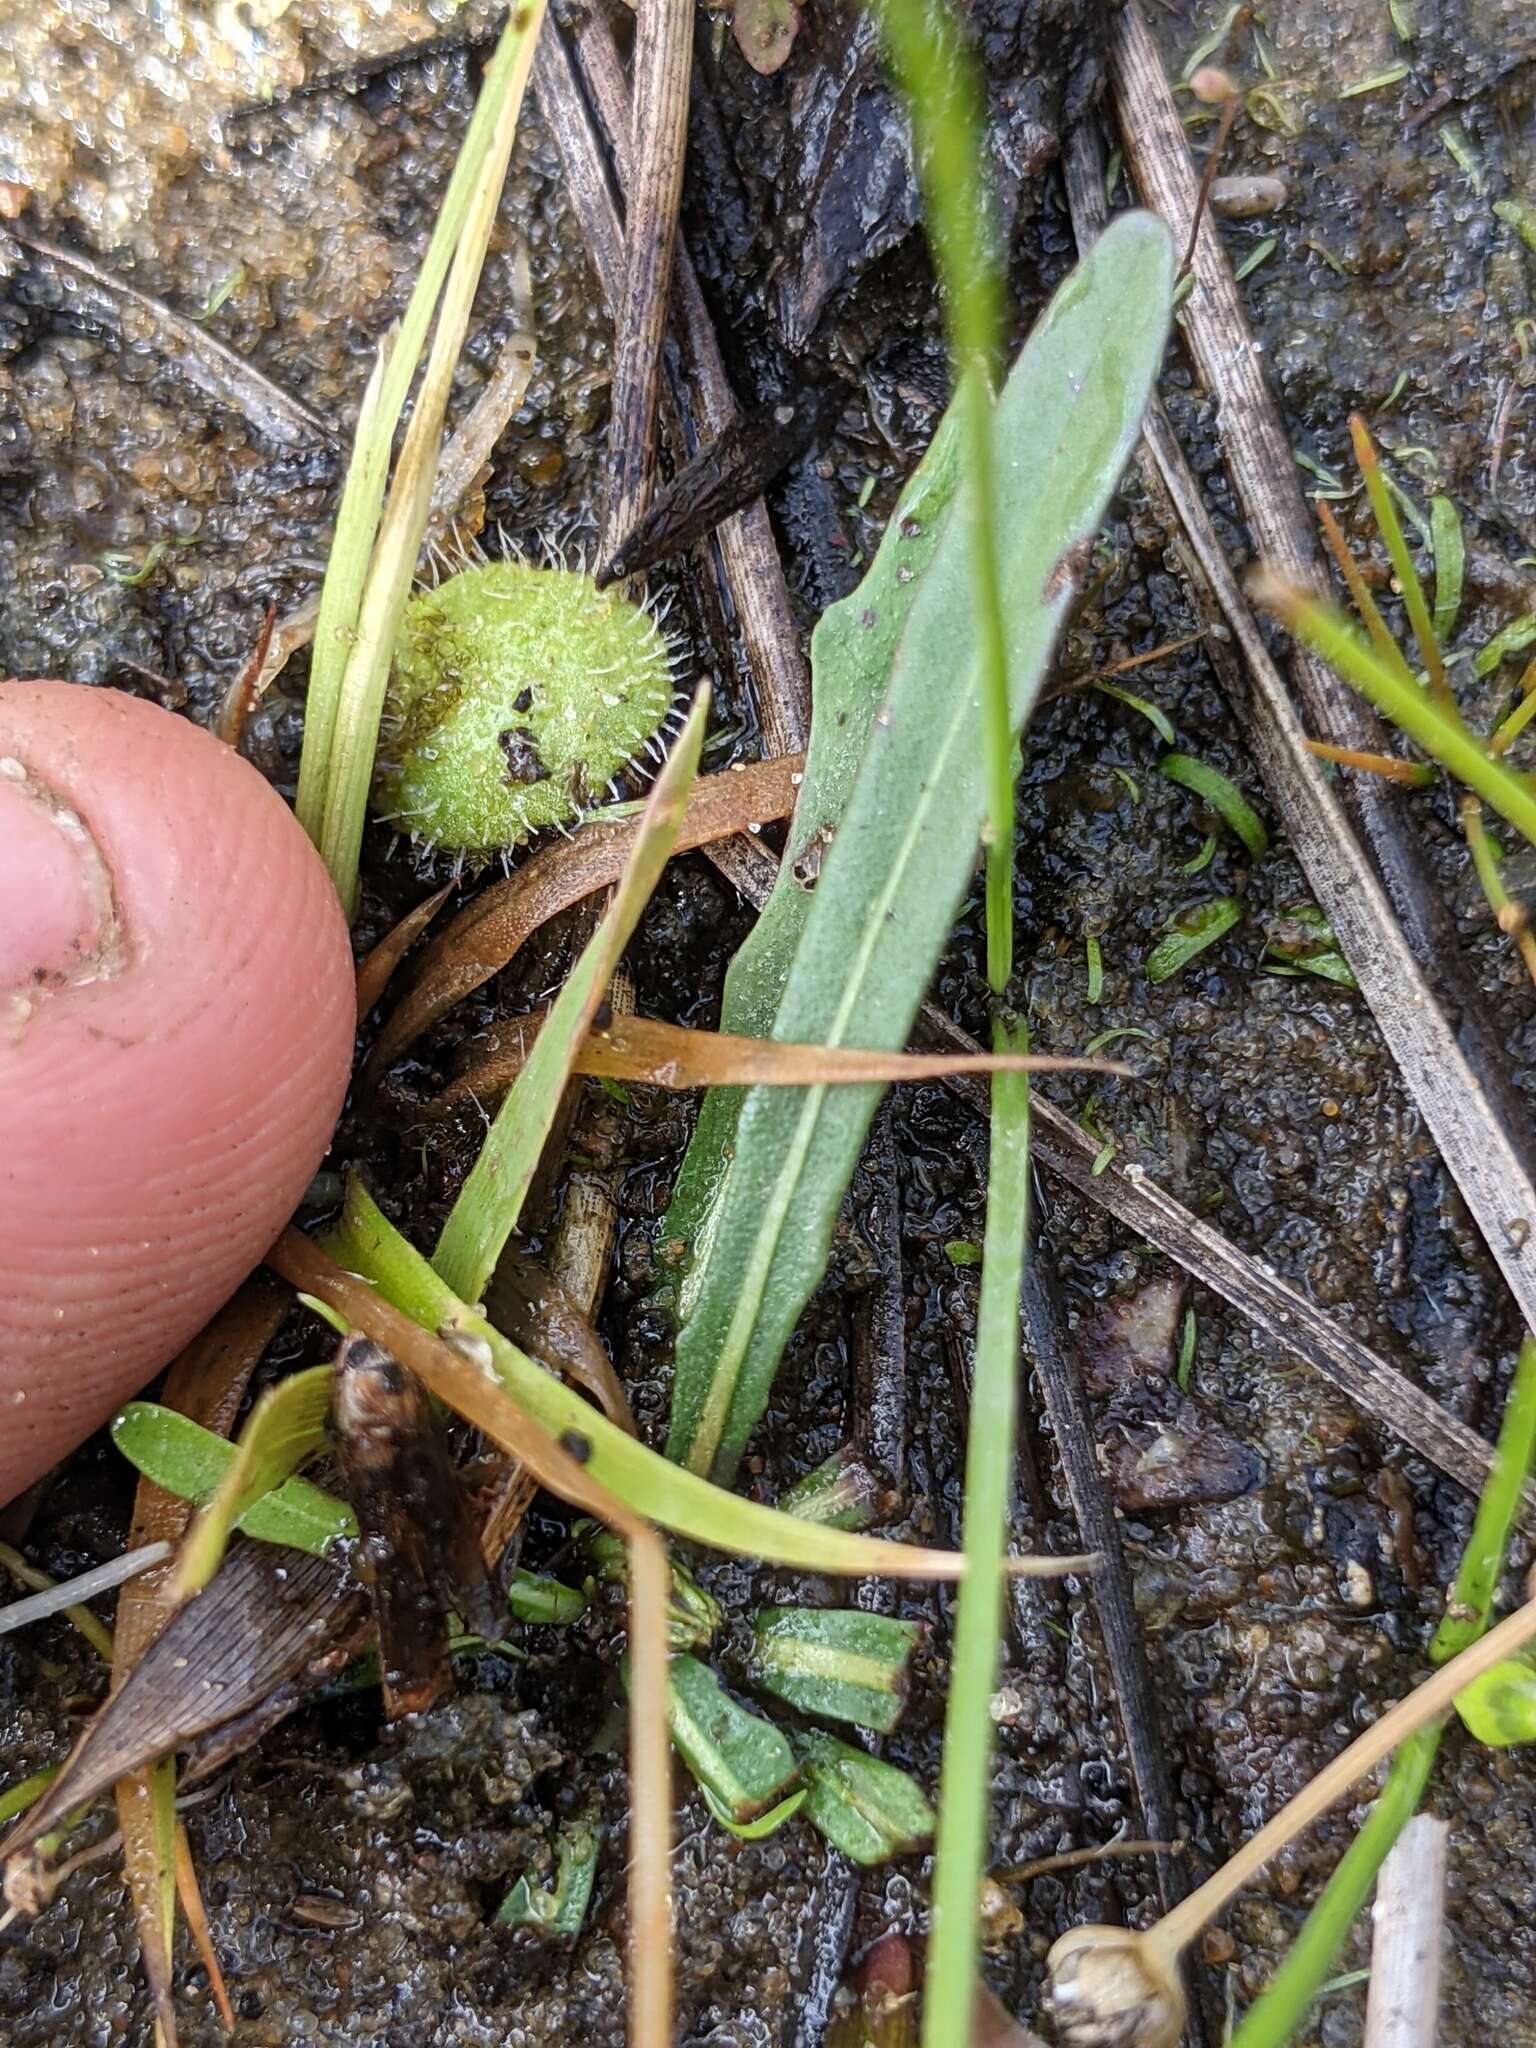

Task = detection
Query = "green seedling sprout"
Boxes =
[1146,898,1242,983]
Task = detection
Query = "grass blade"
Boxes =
[666,214,1173,1480]
[170,1366,334,1601]
[1430,493,1464,641]
[867,0,1010,990]
[1254,575,1536,846]
[274,1198,1085,1585]
[296,2,547,912]
[432,689,708,1302]
[1349,414,1447,697]
[1159,752,1269,855]
[924,1026,1030,2044]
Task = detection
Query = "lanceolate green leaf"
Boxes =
[659,406,964,1317]
[666,212,1174,1478]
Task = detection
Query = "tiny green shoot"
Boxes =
[498,1821,602,1936]
[1234,236,1278,282]
[1159,753,1269,857]
[1085,934,1104,1002]
[1146,898,1242,983]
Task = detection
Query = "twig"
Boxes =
[0,1543,170,1639]
[1018,1260,1188,1919]
[708,829,1510,1510]
[537,8,810,753]
[1363,1815,1447,2048]
[10,229,333,449]
[601,0,692,551]
[1110,3,1536,1245]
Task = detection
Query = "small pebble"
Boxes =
[1209,175,1288,220]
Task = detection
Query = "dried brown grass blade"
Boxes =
[363,753,802,1080]
[117,1766,177,2046]
[174,1821,233,2032]
[355,883,455,1020]
[1306,740,1433,787]
[435,1011,1130,1111]
[109,1280,286,2047]
[627,1525,674,2048]
[215,603,278,750]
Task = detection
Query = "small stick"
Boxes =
[11,229,333,449]
[1178,81,1239,280]
[602,0,693,553]
[0,1543,170,1639]
[1364,1814,1447,2048]
[541,10,810,751]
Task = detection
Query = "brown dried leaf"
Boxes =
[732,0,801,74]
[355,882,455,1020]
[363,753,803,1082]
[485,1250,637,1435]
[3,1545,360,1872]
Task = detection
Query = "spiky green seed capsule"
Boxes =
[373,561,673,852]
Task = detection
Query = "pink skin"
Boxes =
[0,681,355,1504]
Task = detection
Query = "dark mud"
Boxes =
[4,1,1536,2043]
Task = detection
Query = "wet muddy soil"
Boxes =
[3,2,1536,2043]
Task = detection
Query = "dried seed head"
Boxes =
[373,560,675,854]
[1045,1926,1185,2048]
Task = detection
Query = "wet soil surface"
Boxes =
[4,1,1536,2043]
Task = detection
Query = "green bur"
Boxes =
[374,561,673,851]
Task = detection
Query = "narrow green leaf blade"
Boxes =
[667,212,1174,1478]
[659,407,964,1308]
[172,1365,337,1596]
[433,689,707,1302]
[112,1402,357,1556]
